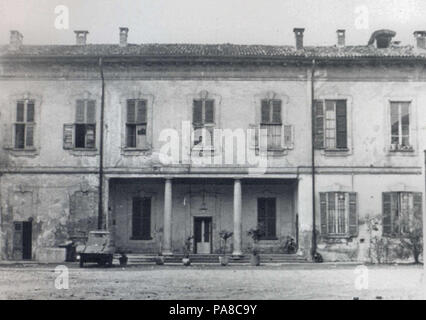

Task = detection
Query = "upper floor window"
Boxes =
[193,99,215,148]
[261,99,282,150]
[63,100,96,150]
[14,100,35,149]
[320,192,358,237]
[390,101,412,152]
[382,192,422,236]
[314,100,347,150]
[126,99,147,149]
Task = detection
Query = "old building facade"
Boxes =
[0,28,425,262]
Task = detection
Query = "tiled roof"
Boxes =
[1,43,426,60]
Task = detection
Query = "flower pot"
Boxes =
[219,255,229,266]
[250,254,260,266]
[182,257,191,266]
[155,255,165,265]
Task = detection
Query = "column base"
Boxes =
[162,250,173,256]
[232,251,243,257]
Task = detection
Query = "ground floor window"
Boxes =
[131,197,151,240]
[382,192,422,236]
[320,192,358,237]
[257,198,277,240]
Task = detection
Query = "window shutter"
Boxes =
[248,124,258,149]
[85,124,96,149]
[76,100,85,123]
[127,100,136,123]
[205,100,214,124]
[272,100,282,123]
[86,100,96,123]
[193,100,203,125]
[336,100,347,149]
[26,102,35,122]
[320,192,327,235]
[413,192,423,220]
[25,124,34,147]
[314,100,325,149]
[63,124,74,149]
[16,102,25,122]
[136,100,147,123]
[261,100,270,123]
[282,124,294,149]
[382,192,393,236]
[348,192,358,236]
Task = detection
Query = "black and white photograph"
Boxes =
[0,0,425,305]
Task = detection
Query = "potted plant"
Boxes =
[117,249,128,266]
[154,227,165,265]
[182,236,193,266]
[218,230,233,266]
[247,226,264,266]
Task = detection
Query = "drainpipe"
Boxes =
[310,59,317,259]
[98,57,105,230]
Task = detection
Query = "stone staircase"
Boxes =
[119,253,308,265]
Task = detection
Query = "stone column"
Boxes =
[162,178,173,255]
[233,179,243,256]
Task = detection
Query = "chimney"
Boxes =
[74,30,89,45]
[337,29,345,47]
[414,31,426,49]
[119,27,129,47]
[293,28,305,50]
[10,30,23,48]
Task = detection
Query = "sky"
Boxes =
[0,0,426,46]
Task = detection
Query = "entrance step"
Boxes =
[121,253,308,265]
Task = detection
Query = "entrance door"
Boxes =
[194,217,212,254]
[13,221,32,260]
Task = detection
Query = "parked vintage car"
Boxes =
[77,231,115,267]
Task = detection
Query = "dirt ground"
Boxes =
[0,263,424,300]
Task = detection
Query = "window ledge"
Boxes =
[4,147,39,157]
[121,148,152,156]
[67,148,98,156]
[129,237,153,241]
[320,148,351,157]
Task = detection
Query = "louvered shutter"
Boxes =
[282,124,294,149]
[205,100,214,124]
[314,100,325,149]
[25,124,34,147]
[327,192,335,233]
[76,100,85,123]
[86,100,96,123]
[193,100,203,125]
[136,100,147,123]
[63,124,74,149]
[413,192,423,220]
[16,102,24,122]
[127,100,136,123]
[320,192,328,235]
[261,100,270,123]
[348,192,358,236]
[336,100,347,149]
[85,124,96,149]
[272,100,282,124]
[248,124,258,149]
[382,192,393,236]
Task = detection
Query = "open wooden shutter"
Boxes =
[382,192,393,236]
[76,100,85,123]
[314,100,324,149]
[205,100,214,124]
[193,100,203,125]
[26,102,35,122]
[413,192,423,220]
[261,100,270,123]
[320,192,328,235]
[348,192,358,236]
[336,100,347,149]
[86,100,96,123]
[85,124,96,149]
[272,100,281,123]
[25,124,34,147]
[136,100,147,123]
[127,100,136,123]
[282,124,294,149]
[63,124,74,149]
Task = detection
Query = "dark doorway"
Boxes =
[13,221,32,260]
[193,217,212,254]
